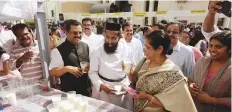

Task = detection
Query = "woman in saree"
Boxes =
[129,30,197,112]
[189,31,231,112]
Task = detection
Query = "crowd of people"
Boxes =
[0,1,231,112]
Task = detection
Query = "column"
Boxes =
[148,0,154,25]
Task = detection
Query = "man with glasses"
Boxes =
[165,22,195,77]
[89,22,133,110]
[49,19,90,96]
[81,18,104,54]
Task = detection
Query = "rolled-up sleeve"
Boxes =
[49,48,64,70]
[88,48,103,92]
[201,25,221,42]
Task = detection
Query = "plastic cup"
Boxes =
[47,103,60,112]
[67,91,76,102]
[5,92,17,105]
[114,85,122,92]
[80,61,89,73]
[123,60,132,74]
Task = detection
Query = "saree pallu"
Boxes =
[134,58,197,112]
[190,56,231,112]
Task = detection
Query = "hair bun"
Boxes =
[166,47,173,55]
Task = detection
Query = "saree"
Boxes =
[134,58,197,112]
[189,56,231,112]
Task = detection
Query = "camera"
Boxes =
[216,1,231,17]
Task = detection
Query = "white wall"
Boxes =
[44,1,61,22]
[157,1,210,23]
[131,1,146,26]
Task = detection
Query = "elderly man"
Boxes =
[9,23,43,80]
[49,20,90,96]
[165,22,195,77]
[89,22,133,111]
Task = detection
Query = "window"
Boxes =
[153,1,158,11]
[145,0,150,12]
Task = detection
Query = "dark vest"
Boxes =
[57,39,90,96]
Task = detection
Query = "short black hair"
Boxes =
[122,22,132,31]
[64,19,82,32]
[152,23,164,30]
[146,30,173,55]
[165,22,184,33]
[82,18,93,25]
[0,47,6,56]
[142,26,150,34]
[210,31,231,54]
[12,23,31,37]
[51,27,57,33]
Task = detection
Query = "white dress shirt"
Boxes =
[89,42,133,91]
[49,48,64,70]
[81,32,104,54]
[201,25,221,42]
[119,37,144,65]
[167,41,195,77]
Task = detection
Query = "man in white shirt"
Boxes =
[120,22,144,65]
[81,18,104,54]
[49,20,90,96]
[165,22,195,77]
[89,22,133,111]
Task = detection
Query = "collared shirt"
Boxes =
[89,42,133,91]
[9,40,43,80]
[167,41,195,77]
[139,35,145,46]
[49,40,89,70]
[119,37,144,65]
[81,32,104,54]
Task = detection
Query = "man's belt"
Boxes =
[98,73,126,82]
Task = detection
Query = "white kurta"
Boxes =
[119,37,144,65]
[81,32,104,54]
[89,42,133,111]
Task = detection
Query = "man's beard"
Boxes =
[104,42,118,54]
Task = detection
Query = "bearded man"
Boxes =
[88,22,133,111]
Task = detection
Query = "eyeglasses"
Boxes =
[166,30,179,35]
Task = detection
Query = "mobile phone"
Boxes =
[216,1,231,17]
[124,87,138,96]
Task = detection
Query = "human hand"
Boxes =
[133,91,149,100]
[208,1,222,14]
[19,51,34,62]
[189,82,200,96]
[100,84,116,94]
[82,64,89,74]
[197,91,213,104]
[65,66,82,77]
